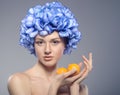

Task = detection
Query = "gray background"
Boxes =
[0,0,120,95]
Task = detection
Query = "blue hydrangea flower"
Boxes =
[20,1,81,55]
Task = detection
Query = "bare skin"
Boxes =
[8,31,92,95]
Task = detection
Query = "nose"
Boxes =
[44,43,51,54]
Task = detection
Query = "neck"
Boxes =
[33,61,57,80]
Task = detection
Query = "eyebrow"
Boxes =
[35,38,61,41]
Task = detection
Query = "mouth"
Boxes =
[44,56,53,61]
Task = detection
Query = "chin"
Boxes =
[43,61,57,68]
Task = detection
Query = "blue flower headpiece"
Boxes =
[20,2,81,55]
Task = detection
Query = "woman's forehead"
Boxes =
[35,31,61,40]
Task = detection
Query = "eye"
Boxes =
[52,40,60,45]
[35,40,44,46]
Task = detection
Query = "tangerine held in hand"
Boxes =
[56,67,67,74]
[67,63,80,76]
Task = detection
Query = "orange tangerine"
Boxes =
[56,67,67,74]
[67,63,80,76]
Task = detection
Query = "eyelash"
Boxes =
[52,40,60,44]
[35,40,61,46]
[35,41,44,45]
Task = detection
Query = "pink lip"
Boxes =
[44,56,53,58]
[44,56,53,61]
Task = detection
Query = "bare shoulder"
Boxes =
[79,84,89,95]
[8,72,31,95]
[8,72,30,85]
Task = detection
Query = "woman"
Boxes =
[8,2,92,95]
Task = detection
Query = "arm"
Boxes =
[70,52,92,95]
[70,84,88,95]
[7,73,31,95]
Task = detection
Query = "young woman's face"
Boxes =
[34,31,65,67]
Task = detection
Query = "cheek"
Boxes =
[54,47,65,58]
[34,46,43,58]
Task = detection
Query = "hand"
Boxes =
[49,53,92,95]
[50,53,92,90]
[71,52,93,86]
[51,68,77,88]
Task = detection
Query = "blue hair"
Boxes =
[20,2,81,55]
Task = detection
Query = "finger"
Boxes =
[74,61,88,79]
[82,53,92,71]
[79,61,87,76]
[77,71,88,83]
[83,56,90,71]
[65,62,88,84]
[81,60,92,78]
[78,62,83,69]
[82,55,91,70]
[76,62,89,82]
[79,62,82,67]
[82,55,89,63]
[76,61,86,77]
[63,68,76,78]
[74,58,92,83]
[73,67,86,81]
[89,52,93,70]
[68,62,86,81]
[79,61,89,78]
